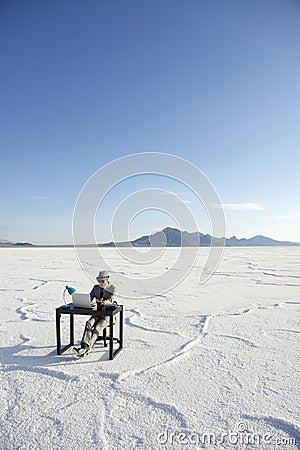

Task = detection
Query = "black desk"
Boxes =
[55,305,123,360]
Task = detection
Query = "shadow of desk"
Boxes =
[55,305,123,360]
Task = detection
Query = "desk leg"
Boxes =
[111,309,123,359]
[56,312,75,355]
[109,315,114,360]
[120,308,123,349]
[56,311,61,355]
[70,313,74,346]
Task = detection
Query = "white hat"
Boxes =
[96,270,109,281]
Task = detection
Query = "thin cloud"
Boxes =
[27,196,49,200]
[224,203,266,210]
[274,214,300,219]
[210,202,266,211]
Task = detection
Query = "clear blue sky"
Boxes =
[1,0,300,244]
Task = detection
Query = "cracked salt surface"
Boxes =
[0,247,299,449]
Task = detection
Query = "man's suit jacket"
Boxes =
[89,283,117,304]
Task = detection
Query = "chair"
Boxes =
[96,324,120,347]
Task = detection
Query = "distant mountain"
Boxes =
[0,239,33,247]
[100,227,300,247]
[225,234,300,246]
[1,228,299,247]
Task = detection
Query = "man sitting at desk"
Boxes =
[73,270,117,358]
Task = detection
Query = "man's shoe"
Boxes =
[73,347,81,356]
[73,347,89,357]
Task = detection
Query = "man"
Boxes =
[73,270,117,358]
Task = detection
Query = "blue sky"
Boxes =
[1,0,300,244]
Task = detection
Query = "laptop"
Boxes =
[71,293,92,309]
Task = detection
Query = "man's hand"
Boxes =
[91,299,97,310]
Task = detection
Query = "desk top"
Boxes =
[56,304,123,316]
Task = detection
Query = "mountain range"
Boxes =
[100,227,300,247]
[1,227,299,247]
[0,239,33,247]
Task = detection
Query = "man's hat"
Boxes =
[96,270,109,281]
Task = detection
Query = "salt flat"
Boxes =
[0,247,299,449]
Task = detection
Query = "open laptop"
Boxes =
[71,293,92,309]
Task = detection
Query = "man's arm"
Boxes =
[90,286,96,300]
[103,284,117,305]
[88,286,98,310]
